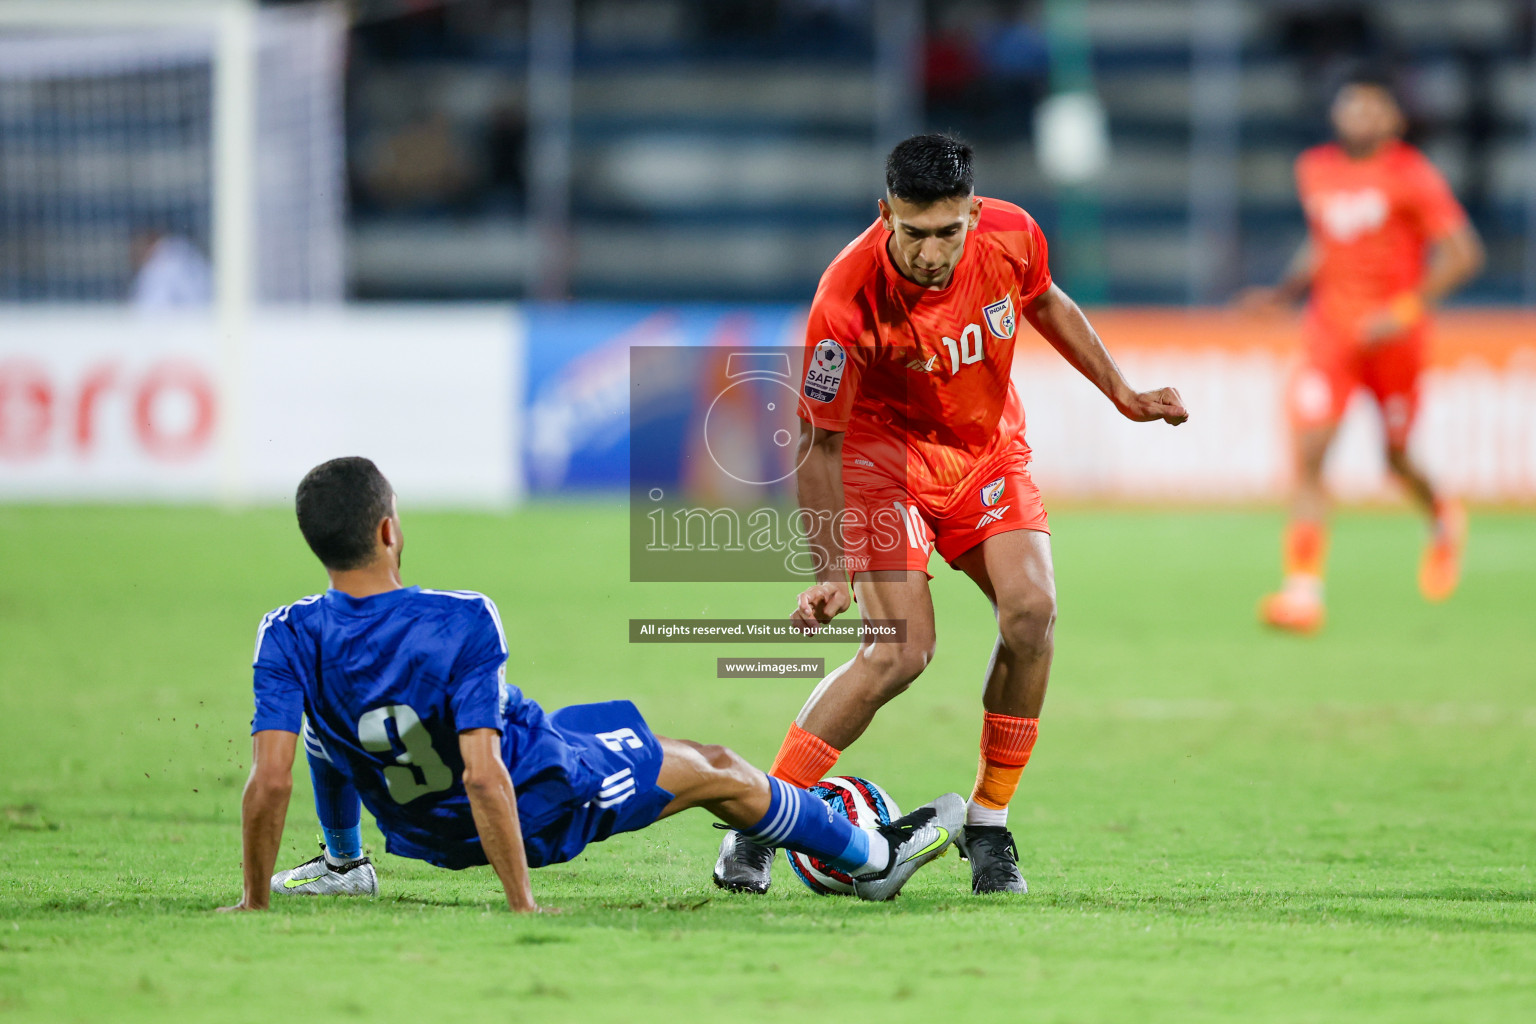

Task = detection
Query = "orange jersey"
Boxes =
[798,197,1052,508]
[1297,140,1467,338]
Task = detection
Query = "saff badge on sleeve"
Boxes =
[804,338,846,402]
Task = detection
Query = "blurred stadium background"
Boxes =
[0,0,1532,507]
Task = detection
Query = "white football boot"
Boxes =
[271,847,378,896]
[852,792,964,902]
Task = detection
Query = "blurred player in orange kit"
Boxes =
[711,133,1189,896]
[1245,69,1484,634]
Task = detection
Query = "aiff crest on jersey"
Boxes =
[983,293,1016,340]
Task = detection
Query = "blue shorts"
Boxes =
[518,700,674,867]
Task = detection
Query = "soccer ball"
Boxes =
[786,776,901,895]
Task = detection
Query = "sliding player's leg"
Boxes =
[715,570,938,892]
[542,698,948,899]
[659,737,961,902]
[270,726,377,896]
[950,528,1055,894]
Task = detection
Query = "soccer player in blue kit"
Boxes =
[221,457,963,912]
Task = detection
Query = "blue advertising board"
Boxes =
[522,303,805,493]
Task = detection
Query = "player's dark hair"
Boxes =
[1337,63,1401,104]
[885,133,974,205]
[295,457,395,571]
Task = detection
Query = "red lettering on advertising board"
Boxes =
[133,361,217,461]
[0,359,217,462]
[0,361,53,460]
[74,363,118,451]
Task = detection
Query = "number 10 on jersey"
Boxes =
[940,323,985,374]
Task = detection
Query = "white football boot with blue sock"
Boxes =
[718,776,962,902]
[271,828,377,897]
[280,738,377,895]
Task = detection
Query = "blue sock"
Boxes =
[307,745,362,861]
[741,776,875,874]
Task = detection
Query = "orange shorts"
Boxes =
[837,439,1049,577]
[1289,315,1424,450]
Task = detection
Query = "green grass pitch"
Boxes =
[2,503,1535,1023]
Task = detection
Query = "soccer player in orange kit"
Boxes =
[711,133,1189,895]
[1246,70,1484,634]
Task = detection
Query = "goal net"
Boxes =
[0,1,345,305]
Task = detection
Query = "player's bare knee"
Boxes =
[663,741,746,805]
[698,742,739,773]
[860,639,932,694]
[699,742,754,783]
[998,592,1056,658]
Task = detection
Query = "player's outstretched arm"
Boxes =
[1024,283,1189,426]
[459,728,547,914]
[792,422,853,631]
[220,729,297,912]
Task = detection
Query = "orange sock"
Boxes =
[1283,520,1328,580]
[969,713,1039,817]
[768,722,841,789]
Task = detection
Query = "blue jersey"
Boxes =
[251,587,661,869]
